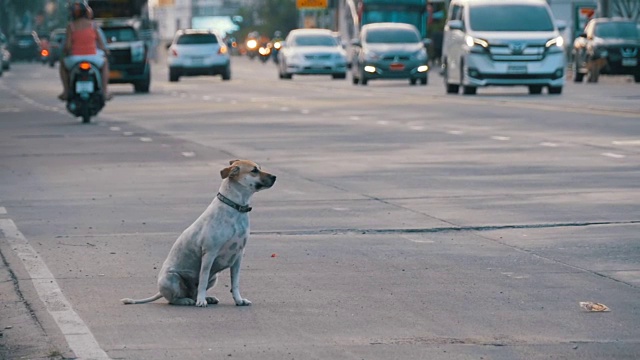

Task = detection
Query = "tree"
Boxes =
[237,0,298,40]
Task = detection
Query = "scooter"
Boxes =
[258,43,272,64]
[271,40,282,64]
[66,61,105,123]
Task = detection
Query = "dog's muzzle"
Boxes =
[256,174,276,190]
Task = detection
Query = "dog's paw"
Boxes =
[206,296,219,305]
[235,298,252,306]
[195,298,209,307]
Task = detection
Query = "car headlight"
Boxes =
[364,50,380,61]
[465,35,488,49]
[131,43,145,62]
[545,36,564,48]
[289,53,304,63]
[411,49,427,61]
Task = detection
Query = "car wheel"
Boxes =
[352,75,359,85]
[410,78,417,86]
[634,74,640,83]
[548,86,562,95]
[420,77,427,86]
[359,69,368,86]
[332,73,346,79]
[587,60,600,83]
[169,68,179,82]
[443,60,459,94]
[528,85,542,94]
[134,74,151,93]
[573,60,584,83]
[221,66,231,81]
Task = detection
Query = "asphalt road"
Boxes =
[0,56,639,360]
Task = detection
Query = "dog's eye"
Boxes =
[251,168,259,174]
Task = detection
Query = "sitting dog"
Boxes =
[121,159,276,307]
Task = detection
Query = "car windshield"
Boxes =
[365,28,420,44]
[469,5,554,31]
[292,35,337,46]
[595,22,639,39]
[177,34,218,45]
[102,27,138,42]
[16,35,35,42]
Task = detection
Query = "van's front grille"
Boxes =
[489,45,545,61]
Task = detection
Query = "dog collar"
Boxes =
[217,193,252,213]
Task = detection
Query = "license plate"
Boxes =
[75,81,94,93]
[389,63,405,71]
[191,56,204,65]
[507,65,527,74]
[622,58,637,67]
[109,70,122,79]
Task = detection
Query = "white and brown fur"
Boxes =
[121,160,276,307]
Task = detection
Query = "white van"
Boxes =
[442,0,566,95]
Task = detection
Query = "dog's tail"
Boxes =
[121,292,163,305]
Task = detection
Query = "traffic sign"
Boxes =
[296,0,328,9]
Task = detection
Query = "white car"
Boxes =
[167,29,231,82]
[278,28,348,80]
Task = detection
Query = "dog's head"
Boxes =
[220,160,276,192]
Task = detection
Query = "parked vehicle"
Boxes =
[65,60,106,123]
[48,28,66,67]
[0,31,10,71]
[167,29,231,82]
[573,18,640,83]
[442,0,566,95]
[99,21,151,93]
[278,28,348,80]
[351,22,430,86]
[9,32,40,61]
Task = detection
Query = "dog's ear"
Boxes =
[229,159,239,165]
[220,165,240,179]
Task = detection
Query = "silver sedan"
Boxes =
[278,29,348,80]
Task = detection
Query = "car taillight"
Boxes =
[79,62,91,71]
[41,49,49,56]
[218,45,228,55]
[171,48,178,56]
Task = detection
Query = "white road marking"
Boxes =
[491,136,511,141]
[139,137,153,142]
[109,126,120,131]
[0,108,21,113]
[280,107,290,112]
[410,125,424,130]
[181,151,196,157]
[447,130,463,135]
[401,235,435,244]
[612,140,640,146]
[539,142,558,147]
[349,116,361,121]
[202,95,211,101]
[377,120,389,125]
[122,131,133,136]
[0,219,110,359]
[301,109,310,114]
[0,207,6,214]
[332,207,349,211]
[601,152,625,159]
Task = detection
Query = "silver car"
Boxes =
[278,29,348,80]
[442,0,566,95]
[167,29,231,82]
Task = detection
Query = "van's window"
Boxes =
[469,5,554,31]
[366,28,420,44]
[177,33,218,45]
[449,5,462,21]
[594,22,639,39]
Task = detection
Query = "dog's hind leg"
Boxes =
[159,272,196,306]
[205,273,219,304]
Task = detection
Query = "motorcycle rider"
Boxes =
[58,1,112,101]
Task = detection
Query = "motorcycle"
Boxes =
[271,40,282,64]
[245,38,258,60]
[258,43,272,63]
[66,61,105,123]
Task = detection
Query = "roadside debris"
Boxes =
[579,302,610,312]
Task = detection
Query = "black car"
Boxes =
[99,22,151,93]
[10,31,41,61]
[573,18,640,83]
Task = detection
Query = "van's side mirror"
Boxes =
[446,20,463,31]
[422,38,432,48]
[556,20,567,32]
[166,43,171,49]
[578,32,587,38]
[350,39,361,47]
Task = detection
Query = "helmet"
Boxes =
[273,31,282,38]
[70,1,89,20]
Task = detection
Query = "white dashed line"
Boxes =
[280,107,290,112]
[202,95,211,101]
[181,151,196,157]
[601,152,625,159]
[612,140,640,146]
[0,219,110,359]
[301,109,310,114]
[109,126,121,131]
[122,131,133,136]
[139,137,153,142]
[349,116,361,121]
[377,120,389,125]
[409,125,424,130]
[447,130,463,135]
[539,142,559,147]
[491,136,511,141]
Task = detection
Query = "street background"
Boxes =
[1,55,639,359]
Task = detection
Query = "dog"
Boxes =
[121,159,276,307]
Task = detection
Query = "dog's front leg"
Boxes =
[196,252,216,307]
[230,254,251,306]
